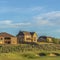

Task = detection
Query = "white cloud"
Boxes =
[33,11,60,26]
[0,20,12,24]
[0,20,31,28]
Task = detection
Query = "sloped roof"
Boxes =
[0,32,15,37]
[17,31,24,36]
[39,36,47,38]
[17,31,31,36]
[23,31,31,35]
[30,32,35,36]
[17,31,37,36]
[40,36,53,38]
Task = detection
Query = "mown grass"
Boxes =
[0,53,60,60]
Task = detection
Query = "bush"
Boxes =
[54,53,60,56]
[0,44,60,53]
[22,53,38,59]
[38,52,47,56]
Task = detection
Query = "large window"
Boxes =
[4,37,11,40]
[5,41,11,44]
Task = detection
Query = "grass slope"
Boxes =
[0,53,60,60]
[0,43,60,60]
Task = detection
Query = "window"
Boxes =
[4,37,11,40]
[5,41,11,44]
[0,38,3,40]
[26,38,31,40]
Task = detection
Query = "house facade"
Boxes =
[17,31,38,43]
[30,32,37,42]
[0,32,17,44]
[47,37,53,42]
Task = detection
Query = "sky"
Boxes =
[0,0,60,38]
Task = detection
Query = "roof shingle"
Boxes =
[0,32,15,37]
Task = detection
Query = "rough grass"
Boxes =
[0,43,60,53]
[0,44,60,60]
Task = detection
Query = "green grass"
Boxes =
[0,44,60,60]
[0,53,60,60]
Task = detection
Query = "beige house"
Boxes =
[47,37,53,42]
[30,32,37,42]
[17,31,38,43]
[38,36,53,43]
[0,32,17,44]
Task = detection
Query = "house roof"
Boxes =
[0,32,15,37]
[17,31,31,36]
[30,32,35,36]
[17,31,24,36]
[17,31,37,36]
[23,31,31,35]
[38,36,47,42]
[39,36,47,38]
[39,36,53,38]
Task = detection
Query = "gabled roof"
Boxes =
[17,31,37,36]
[17,31,24,36]
[0,32,15,37]
[39,36,47,38]
[39,36,53,39]
[30,32,35,36]
[23,31,31,35]
[17,31,31,36]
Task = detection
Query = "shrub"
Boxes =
[54,53,60,56]
[38,52,47,56]
[22,53,38,59]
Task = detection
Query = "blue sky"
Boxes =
[0,0,60,38]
